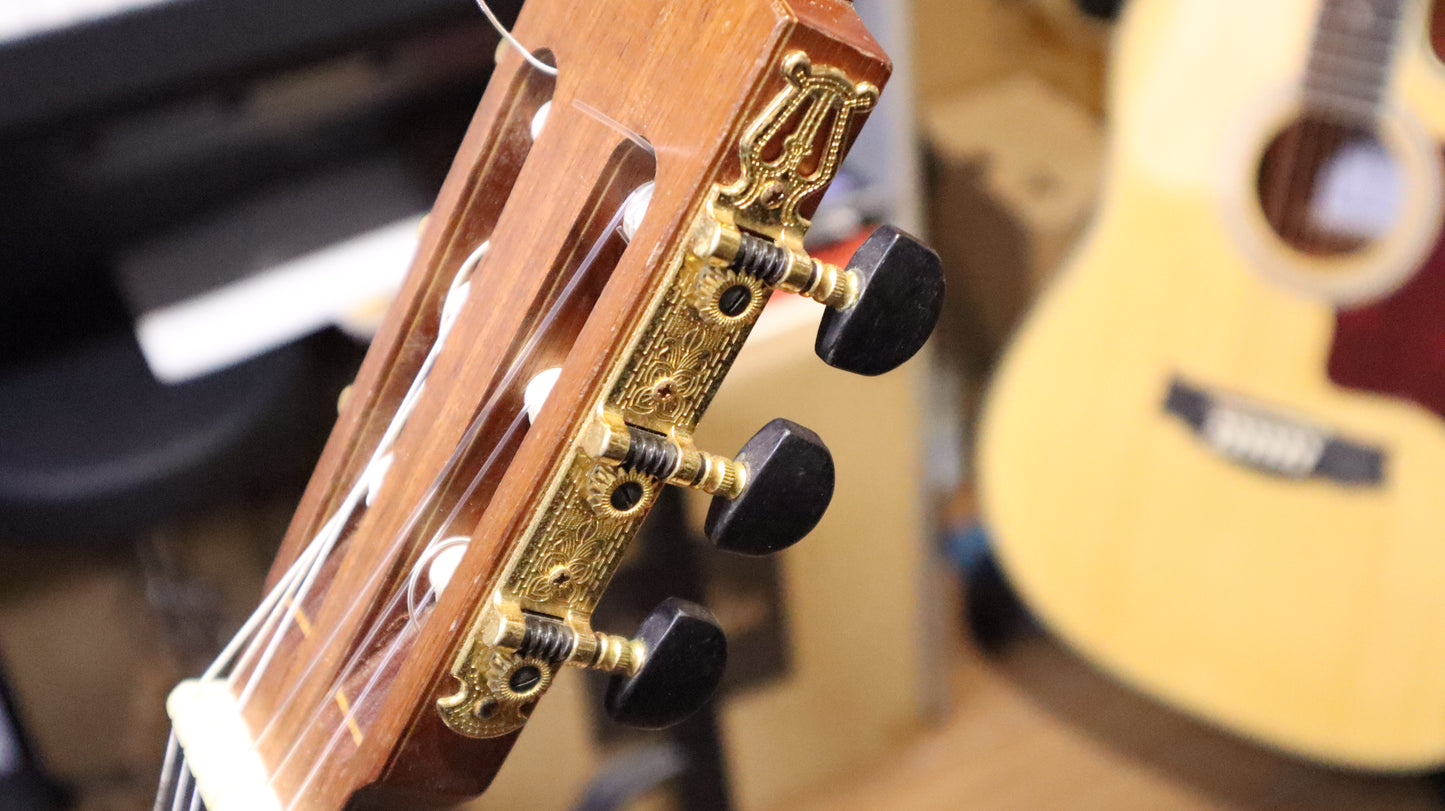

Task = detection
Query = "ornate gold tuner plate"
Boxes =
[438,50,876,739]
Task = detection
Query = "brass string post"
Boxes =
[584,411,747,500]
[692,217,858,310]
[501,610,645,677]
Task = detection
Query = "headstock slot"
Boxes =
[261,52,558,600]
[225,56,564,751]
[241,126,660,805]
[393,134,659,568]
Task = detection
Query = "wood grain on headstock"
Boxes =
[236,2,888,807]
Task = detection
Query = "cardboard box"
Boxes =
[924,73,1104,376]
[0,507,282,809]
[912,0,1110,114]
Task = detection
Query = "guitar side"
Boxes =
[979,0,1445,770]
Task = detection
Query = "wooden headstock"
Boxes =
[159,2,942,809]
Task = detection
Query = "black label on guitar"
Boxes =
[1164,378,1385,486]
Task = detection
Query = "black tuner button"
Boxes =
[605,598,727,730]
[704,418,834,556]
[815,225,945,377]
[1076,0,1125,22]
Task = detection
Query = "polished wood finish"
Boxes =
[220,2,890,808]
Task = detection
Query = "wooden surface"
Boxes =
[979,0,1445,769]
[786,630,1440,810]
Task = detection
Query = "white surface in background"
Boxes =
[0,0,178,43]
[1313,140,1403,239]
[136,216,421,383]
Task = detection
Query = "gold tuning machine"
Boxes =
[691,217,857,310]
[585,409,834,556]
[484,604,644,678]
[690,214,945,377]
[479,598,727,731]
[584,409,747,500]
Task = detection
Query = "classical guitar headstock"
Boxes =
[160,2,943,809]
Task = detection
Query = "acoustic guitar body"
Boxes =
[979,0,1445,770]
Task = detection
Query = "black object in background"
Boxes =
[0,330,359,544]
[0,0,522,543]
[0,662,67,811]
[0,0,513,307]
[0,0,499,135]
[1075,0,1126,22]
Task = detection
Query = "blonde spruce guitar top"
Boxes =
[979,0,1445,770]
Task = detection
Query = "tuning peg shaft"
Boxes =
[605,598,727,729]
[693,220,945,376]
[587,413,834,556]
[587,410,747,500]
[490,600,725,730]
[693,218,858,310]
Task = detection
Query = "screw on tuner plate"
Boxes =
[693,220,945,376]
[588,412,835,555]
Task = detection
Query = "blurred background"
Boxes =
[3,0,1444,809]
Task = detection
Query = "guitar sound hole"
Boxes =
[1256,115,1402,258]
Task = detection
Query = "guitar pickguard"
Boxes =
[1329,151,1445,425]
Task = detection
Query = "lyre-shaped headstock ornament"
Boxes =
[718,51,879,247]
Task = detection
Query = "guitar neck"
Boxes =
[1302,0,1409,123]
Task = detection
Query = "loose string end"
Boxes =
[474,0,559,77]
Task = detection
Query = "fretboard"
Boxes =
[1302,0,1409,123]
